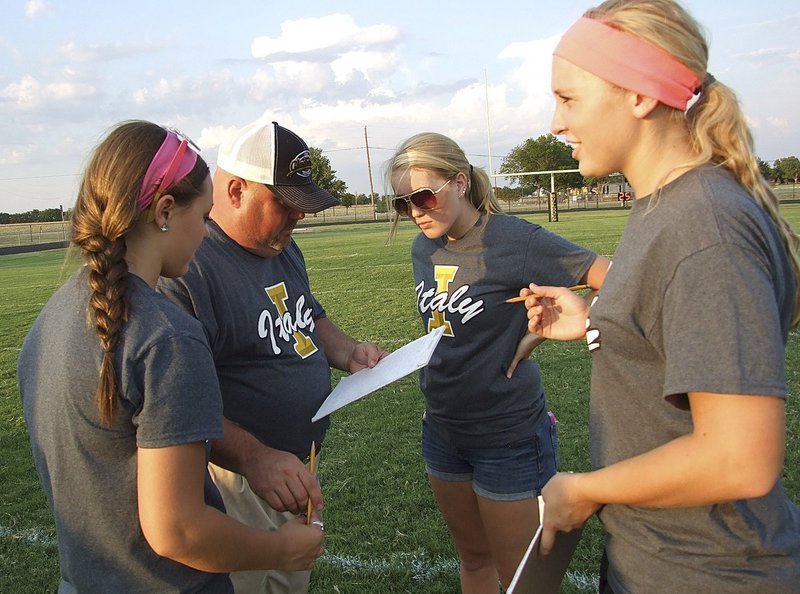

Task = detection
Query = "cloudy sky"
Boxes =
[1,0,798,214]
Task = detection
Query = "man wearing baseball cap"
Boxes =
[159,118,388,593]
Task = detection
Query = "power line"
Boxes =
[0,173,80,181]
[0,145,512,184]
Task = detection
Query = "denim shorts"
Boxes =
[421,411,559,501]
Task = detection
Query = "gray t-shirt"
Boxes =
[18,268,229,593]
[412,213,596,448]
[588,165,800,593]
[158,221,332,459]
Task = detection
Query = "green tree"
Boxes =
[375,194,390,213]
[309,146,348,200]
[0,208,64,224]
[775,156,800,183]
[340,192,355,211]
[499,134,582,194]
[758,158,776,182]
[494,186,519,204]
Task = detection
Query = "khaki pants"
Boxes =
[208,463,312,594]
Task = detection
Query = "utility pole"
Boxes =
[364,126,377,221]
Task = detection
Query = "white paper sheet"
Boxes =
[311,326,445,422]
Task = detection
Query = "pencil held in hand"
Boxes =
[505,284,591,303]
[306,440,317,524]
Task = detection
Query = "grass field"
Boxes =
[1,207,799,593]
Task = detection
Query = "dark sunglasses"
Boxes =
[392,178,453,217]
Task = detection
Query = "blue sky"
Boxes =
[1,0,798,214]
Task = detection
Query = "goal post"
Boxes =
[490,169,581,222]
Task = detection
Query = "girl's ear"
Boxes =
[153,194,176,228]
[631,93,660,119]
[456,171,469,197]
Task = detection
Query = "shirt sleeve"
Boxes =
[660,242,787,401]
[521,226,597,288]
[158,270,220,351]
[132,334,224,448]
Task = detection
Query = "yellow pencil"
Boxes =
[306,441,317,524]
[505,284,591,303]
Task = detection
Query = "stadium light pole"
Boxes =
[485,69,494,185]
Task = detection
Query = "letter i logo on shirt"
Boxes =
[265,284,318,358]
[428,265,458,336]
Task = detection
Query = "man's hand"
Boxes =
[244,445,324,515]
[347,341,389,373]
[314,316,388,372]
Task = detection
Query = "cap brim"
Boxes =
[268,183,341,213]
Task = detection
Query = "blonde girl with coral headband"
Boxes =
[519,1,800,592]
[18,121,324,591]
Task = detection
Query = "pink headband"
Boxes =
[138,129,199,221]
[554,17,701,110]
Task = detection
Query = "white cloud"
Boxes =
[251,14,399,58]
[300,98,403,130]
[132,71,236,108]
[24,0,53,18]
[248,14,401,95]
[368,86,396,99]
[196,125,236,152]
[735,47,800,67]
[0,37,23,65]
[57,40,163,63]
[1,76,39,107]
[499,35,559,98]
[0,76,95,109]
[250,62,333,99]
[768,116,789,128]
[331,50,398,84]
[0,145,34,165]
[48,81,95,101]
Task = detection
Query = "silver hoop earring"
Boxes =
[160,223,169,232]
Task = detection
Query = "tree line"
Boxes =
[499,134,800,195]
[0,207,69,225]
[3,139,797,224]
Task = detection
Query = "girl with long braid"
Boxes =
[18,121,323,592]
[521,1,800,592]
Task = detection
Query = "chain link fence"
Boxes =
[2,184,797,254]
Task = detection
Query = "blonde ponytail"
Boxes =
[592,0,800,325]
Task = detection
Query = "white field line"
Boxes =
[0,284,59,292]
[0,303,46,311]
[0,525,56,546]
[306,262,408,272]
[0,525,597,591]
[318,552,599,591]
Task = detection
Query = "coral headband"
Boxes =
[138,129,198,220]
[554,17,701,110]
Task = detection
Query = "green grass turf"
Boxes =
[1,205,798,592]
